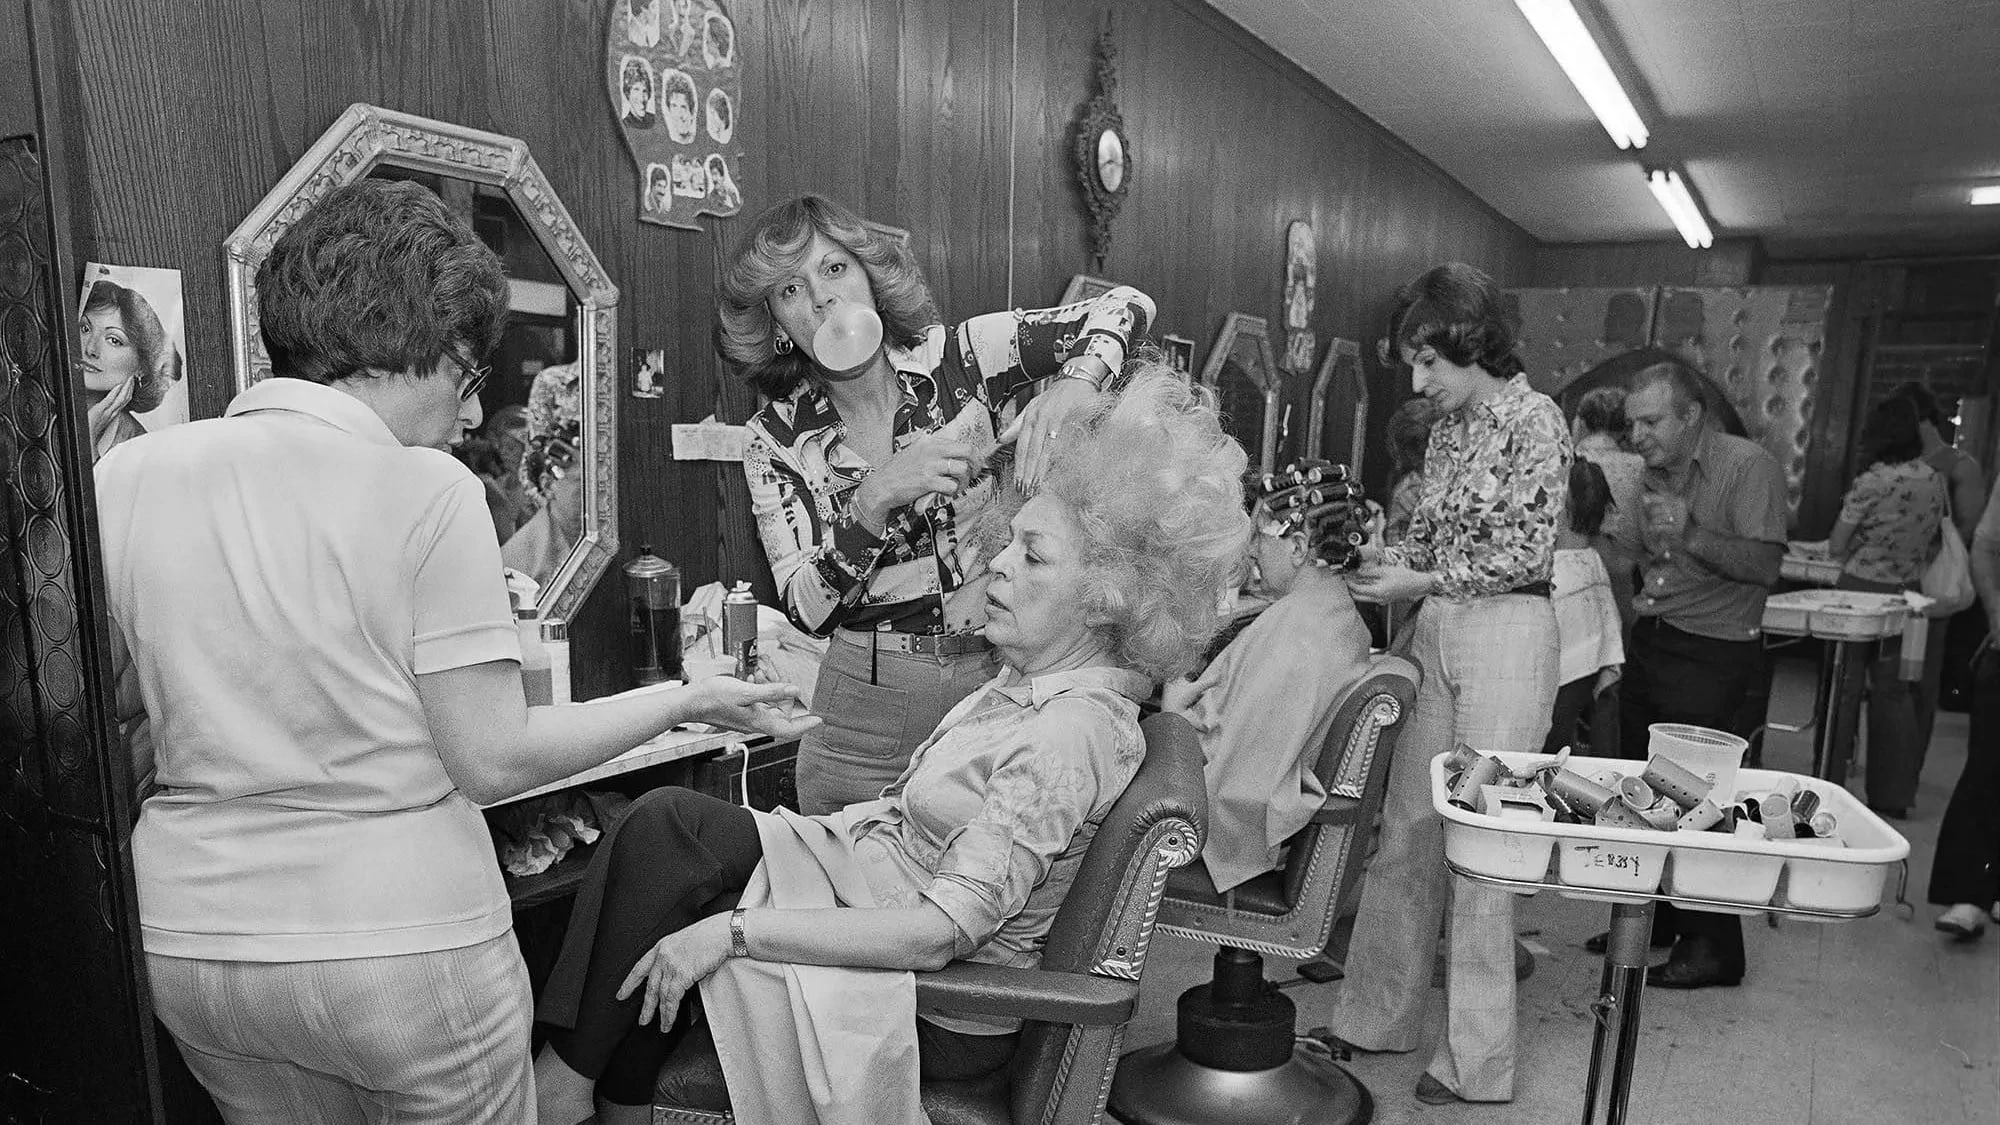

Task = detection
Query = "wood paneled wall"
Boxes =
[50,0,1533,698]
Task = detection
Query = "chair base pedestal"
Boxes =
[1108,1041,1373,1125]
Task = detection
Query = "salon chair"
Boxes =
[1108,655,1418,1125]
[650,712,1209,1125]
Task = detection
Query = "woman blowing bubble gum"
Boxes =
[716,194,1157,814]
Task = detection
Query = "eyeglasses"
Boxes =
[447,352,490,403]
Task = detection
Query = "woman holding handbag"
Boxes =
[1830,396,1947,817]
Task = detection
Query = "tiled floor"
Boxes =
[1116,657,1999,1124]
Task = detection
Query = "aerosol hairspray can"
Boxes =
[722,582,760,680]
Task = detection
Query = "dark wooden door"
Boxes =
[0,2,163,1120]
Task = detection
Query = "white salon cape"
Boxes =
[1177,576,1373,892]
[700,807,929,1125]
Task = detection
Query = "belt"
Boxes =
[1506,581,1553,598]
[862,629,993,657]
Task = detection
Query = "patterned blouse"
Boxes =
[743,288,1154,636]
[1380,375,1571,600]
[1838,459,1944,586]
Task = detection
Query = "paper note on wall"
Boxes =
[671,415,751,461]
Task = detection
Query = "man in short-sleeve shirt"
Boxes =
[1607,363,1787,989]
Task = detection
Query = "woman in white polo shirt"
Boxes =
[94,179,817,1124]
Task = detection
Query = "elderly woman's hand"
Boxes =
[619,912,733,1031]
[1000,376,1096,492]
[1347,561,1436,604]
[690,677,823,740]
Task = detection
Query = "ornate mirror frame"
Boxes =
[1198,312,1283,476]
[222,104,621,622]
[1071,24,1129,270]
[1307,337,1366,473]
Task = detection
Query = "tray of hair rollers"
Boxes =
[1430,723,1909,917]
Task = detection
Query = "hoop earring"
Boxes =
[773,333,794,355]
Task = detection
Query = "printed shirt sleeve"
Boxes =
[412,473,522,673]
[952,286,1157,405]
[919,698,1134,955]
[1837,466,1881,530]
[742,421,885,636]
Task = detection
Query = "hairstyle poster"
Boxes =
[610,0,746,230]
[78,262,189,462]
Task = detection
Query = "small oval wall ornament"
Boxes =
[1072,21,1130,270]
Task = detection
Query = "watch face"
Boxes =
[1095,128,1125,193]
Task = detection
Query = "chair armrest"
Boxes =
[914,961,1139,1025]
[1310,793,1364,825]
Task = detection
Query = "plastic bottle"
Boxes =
[541,617,571,705]
[517,607,553,707]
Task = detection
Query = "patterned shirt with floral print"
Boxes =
[743,288,1154,636]
[1838,458,1944,586]
[1380,374,1571,600]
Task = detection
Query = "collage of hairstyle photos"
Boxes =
[612,0,743,228]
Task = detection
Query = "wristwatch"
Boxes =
[729,908,749,958]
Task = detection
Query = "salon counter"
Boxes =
[482,726,775,810]
[484,725,797,911]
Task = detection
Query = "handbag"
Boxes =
[1920,480,1975,618]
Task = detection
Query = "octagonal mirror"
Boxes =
[223,104,620,623]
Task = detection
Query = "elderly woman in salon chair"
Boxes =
[1162,462,1375,893]
[531,368,1251,1125]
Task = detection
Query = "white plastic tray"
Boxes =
[1433,753,1909,917]
[1762,589,1908,640]
[1780,547,1841,587]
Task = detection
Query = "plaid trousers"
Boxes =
[1331,593,1557,1102]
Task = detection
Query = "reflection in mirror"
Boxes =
[1199,313,1282,476]
[1307,337,1367,476]
[370,171,586,593]
[224,105,620,622]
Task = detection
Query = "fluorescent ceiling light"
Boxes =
[1971,186,2000,206]
[1647,170,1714,249]
[1514,0,1648,149]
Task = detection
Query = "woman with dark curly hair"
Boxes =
[532,367,1249,1125]
[719,194,1156,813]
[1334,262,1570,1106]
[94,177,815,1122]
[80,279,183,461]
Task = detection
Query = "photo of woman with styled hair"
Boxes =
[617,56,657,129]
[704,87,733,143]
[80,277,185,461]
[701,11,735,70]
[716,194,1156,814]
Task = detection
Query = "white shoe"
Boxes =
[1936,904,1988,941]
